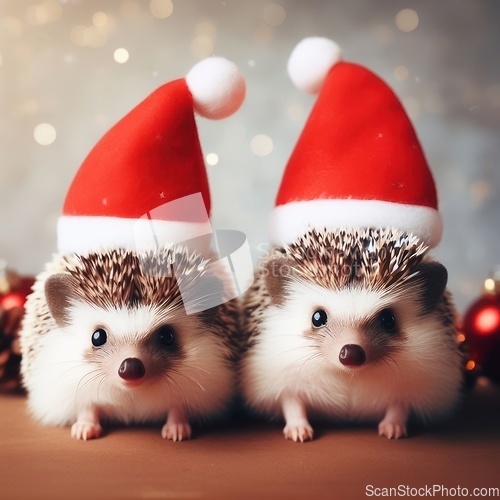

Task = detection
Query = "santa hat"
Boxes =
[271,37,442,248]
[58,57,246,256]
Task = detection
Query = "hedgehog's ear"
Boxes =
[263,256,296,306]
[412,261,448,313]
[45,273,77,328]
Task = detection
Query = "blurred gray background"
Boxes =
[0,0,499,312]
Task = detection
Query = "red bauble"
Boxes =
[0,291,28,310]
[0,276,35,310]
[0,268,34,390]
[462,291,500,384]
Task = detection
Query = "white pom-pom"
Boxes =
[287,37,342,95]
[186,57,246,120]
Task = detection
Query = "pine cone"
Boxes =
[0,305,24,390]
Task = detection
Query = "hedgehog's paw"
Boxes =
[161,422,192,442]
[283,420,314,443]
[378,419,407,440]
[162,408,191,441]
[71,421,103,441]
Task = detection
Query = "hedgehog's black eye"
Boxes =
[379,308,397,332]
[92,328,107,347]
[157,325,176,347]
[312,309,328,328]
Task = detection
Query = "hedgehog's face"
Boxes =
[43,271,228,400]
[276,280,407,372]
[263,254,448,374]
[63,302,209,388]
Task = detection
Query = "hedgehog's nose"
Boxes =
[118,357,145,381]
[339,344,366,366]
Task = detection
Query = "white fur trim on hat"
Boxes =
[270,199,443,248]
[186,57,246,120]
[57,216,213,256]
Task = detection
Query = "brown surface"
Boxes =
[1,385,500,500]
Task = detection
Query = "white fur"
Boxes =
[270,200,443,249]
[57,215,213,256]
[287,37,342,94]
[186,57,246,120]
[25,303,234,427]
[241,281,462,424]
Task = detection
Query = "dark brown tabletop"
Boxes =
[1,384,499,500]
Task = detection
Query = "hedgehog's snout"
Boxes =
[118,357,146,381]
[339,344,366,367]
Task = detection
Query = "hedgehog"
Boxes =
[20,245,242,441]
[240,227,463,441]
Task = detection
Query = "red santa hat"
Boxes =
[58,57,246,256]
[271,37,442,248]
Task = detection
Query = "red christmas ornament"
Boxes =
[462,269,500,384]
[0,291,28,310]
[0,261,35,390]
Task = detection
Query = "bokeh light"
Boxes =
[206,153,219,166]
[113,48,130,63]
[25,1,62,26]
[92,11,108,27]
[63,54,75,64]
[34,123,57,146]
[471,180,494,208]
[474,307,500,335]
[191,36,213,59]
[263,3,286,27]
[23,100,38,114]
[149,0,174,20]
[484,278,496,293]
[251,135,273,156]
[394,65,409,81]
[195,21,216,38]
[70,13,114,48]
[465,360,476,371]
[395,9,419,32]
